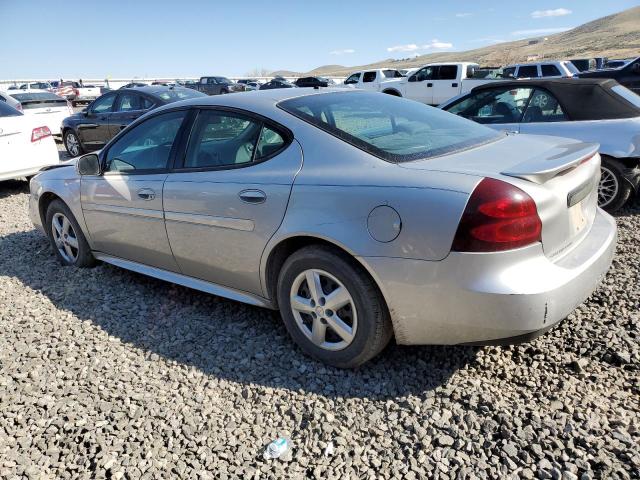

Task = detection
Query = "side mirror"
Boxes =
[408,75,417,83]
[76,154,101,176]
[632,63,640,74]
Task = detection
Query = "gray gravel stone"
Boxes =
[0,169,638,479]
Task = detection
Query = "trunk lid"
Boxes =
[399,134,601,260]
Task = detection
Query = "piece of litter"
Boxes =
[263,437,290,460]
[324,441,335,457]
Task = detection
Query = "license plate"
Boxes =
[569,201,588,234]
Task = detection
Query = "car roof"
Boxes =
[469,78,640,121]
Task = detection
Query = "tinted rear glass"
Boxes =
[279,92,501,162]
[0,102,22,117]
[153,88,207,102]
[11,92,66,103]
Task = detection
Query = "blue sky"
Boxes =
[0,0,637,79]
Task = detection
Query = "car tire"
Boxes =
[45,199,96,268]
[599,157,631,212]
[63,130,84,157]
[277,245,393,368]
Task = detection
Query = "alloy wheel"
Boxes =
[289,269,357,351]
[598,166,619,208]
[51,213,79,263]
[65,133,80,156]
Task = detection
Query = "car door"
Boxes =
[108,92,154,137]
[163,108,302,296]
[444,86,534,133]
[77,92,117,148]
[406,66,436,104]
[432,65,460,105]
[343,72,361,89]
[81,109,189,271]
[518,88,570,136]
[361,71,378,90]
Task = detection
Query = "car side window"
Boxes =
[414,67,435,82]
[362,72,377,83]
[345,73,361,84]
[522,89,567,123]
[91,94,116,114]
[183,110,263,168]
[116,93,144,112]
[255,126,285,160]
[447,87,533,124]
[437,65,458,80]
[104,110,186,173]
[541,65,561,77]
[517,66,539,78]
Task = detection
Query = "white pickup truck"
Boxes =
[377,62,501,105]
[341,69,406,91]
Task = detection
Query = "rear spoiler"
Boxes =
[501,142,599,184]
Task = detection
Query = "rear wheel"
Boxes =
[63,130,84,157]
[45,200,96,268]
[599,157,631,212]
[277,246,393,368]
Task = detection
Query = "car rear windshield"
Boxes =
[153,88,207,102]
[11,92,67,109]
[0,102,22,117]
[278,91,501,162]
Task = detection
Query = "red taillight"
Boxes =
[31,126,51,142]
[452,178,542,252]
[15,103,23,112]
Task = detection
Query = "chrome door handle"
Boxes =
[239,189,266,204]
[137,188,156,200]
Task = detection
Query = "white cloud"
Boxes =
[511,27,572,37]
[531,8,572,18]
[329,49,355,55]
[387,40,453,53]
[455,12,473,17]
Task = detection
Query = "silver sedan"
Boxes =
[29,89,617,367]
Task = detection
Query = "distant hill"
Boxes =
[273,6,640,77]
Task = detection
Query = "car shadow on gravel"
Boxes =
[0,180,29,199]
[0,227,478,400]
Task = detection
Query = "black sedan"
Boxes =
[259,79,297,90]
[294,76,331,88]
[62,86,206,156]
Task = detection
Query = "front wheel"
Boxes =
[277,246,393,368]
[45,199,96,268]
[63,130,84,157]
[599,157,631,212]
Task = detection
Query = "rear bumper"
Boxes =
[362,208,617,345]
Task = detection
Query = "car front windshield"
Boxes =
[278,91,501,162]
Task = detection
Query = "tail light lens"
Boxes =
[31,126,52,142]
[452,178,542,252]
[15,103,23,112]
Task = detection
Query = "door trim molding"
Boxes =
[165,211,255,232]
[93,253,275,309]
[83,202,164,219]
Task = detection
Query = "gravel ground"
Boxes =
[0,172,638,479]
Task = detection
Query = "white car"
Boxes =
[502,61,580,79]
[341,69,405,91]
[2,90,73,136]
[0,102,60,182]
[378,62,499,105]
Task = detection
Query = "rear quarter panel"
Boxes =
[263,120,479,262]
